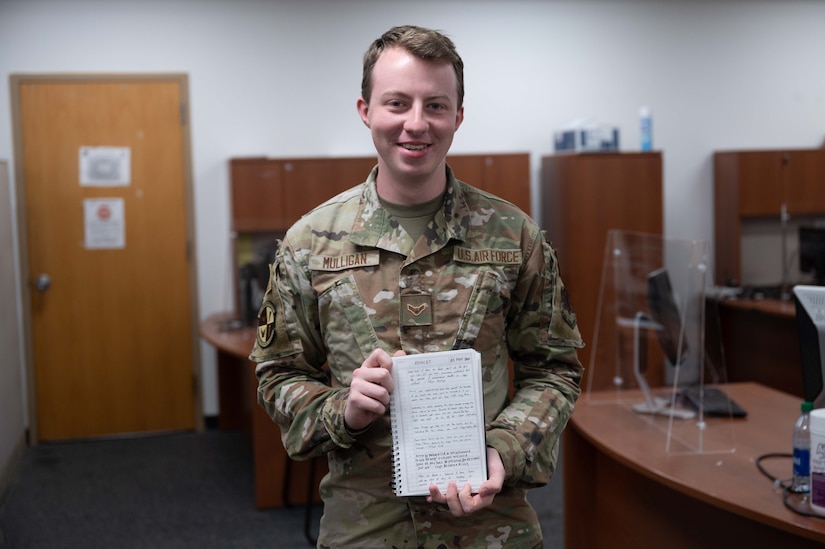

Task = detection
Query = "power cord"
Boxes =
[756,452,824,519]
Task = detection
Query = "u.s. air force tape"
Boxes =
[454,247,522,265]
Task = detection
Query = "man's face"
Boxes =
[357,46,464,196]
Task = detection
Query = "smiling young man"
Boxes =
[250,25,584,548]
[357,41,463,205]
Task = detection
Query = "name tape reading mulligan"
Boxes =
[310,251,380,272]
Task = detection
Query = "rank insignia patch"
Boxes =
[401,293,433,327]
[257,301,277,348]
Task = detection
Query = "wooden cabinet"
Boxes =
[230,153,532,233]
[541,153,663,389]
[447,153,531,214]
[230,156,378,232]
[713,149,825,285]
[229,153,532,321]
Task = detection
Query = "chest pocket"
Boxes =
[454,269,509,357]
[317,275,380,382]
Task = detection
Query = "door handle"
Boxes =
[34,273,51,292]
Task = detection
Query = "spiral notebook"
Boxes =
[389,349,488,497]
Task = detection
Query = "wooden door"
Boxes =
[12,75,200,441]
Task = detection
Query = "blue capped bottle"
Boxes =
[639,106,653,152]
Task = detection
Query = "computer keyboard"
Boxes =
[680,386,748,418]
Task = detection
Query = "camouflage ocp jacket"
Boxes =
[250,166,584,549]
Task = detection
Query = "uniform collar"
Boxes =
[349,165,470,256]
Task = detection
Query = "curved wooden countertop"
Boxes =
[200,311,257,360]
[570,382,825,543]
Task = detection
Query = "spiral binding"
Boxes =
[389,393,403,495]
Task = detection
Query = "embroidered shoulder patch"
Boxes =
[256,301,277,348]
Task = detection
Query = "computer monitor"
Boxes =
[629,268,695,419]
[793,285,825,409]
[799,226,825,286]
[647,267,689,367]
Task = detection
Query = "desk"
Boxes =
[710,297,803,397]
[200,312,324,509]
[564,383,825,548]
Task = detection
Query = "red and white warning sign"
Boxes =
[83,198,125,250]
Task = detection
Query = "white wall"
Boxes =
[1,0,823,419]
[0,160,25,490]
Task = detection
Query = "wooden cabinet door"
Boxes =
[282,157,377,226]
[231,157,377,232]
[483,154,531,214]
[448,153,531,214]
[735,150,825,217]
[786,150,825,214]
[334,157,378,195]
[447,155,485,188]
[280,159,332,225]
[230,158,286,231]
[737,151,783,216]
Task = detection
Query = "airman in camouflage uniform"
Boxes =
[249,25,583,549]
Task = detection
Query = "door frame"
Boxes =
[9,73,203,443]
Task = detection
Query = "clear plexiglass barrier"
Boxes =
[582,230,737,455]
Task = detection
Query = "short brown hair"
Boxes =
[361,25,465,109]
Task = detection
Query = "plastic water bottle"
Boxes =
[792,401,813,493]
[639,106,653,151]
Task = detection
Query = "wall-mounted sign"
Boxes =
[84,198,125,250]
[79,146,131,186]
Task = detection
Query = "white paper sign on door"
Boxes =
[84,198,125,250]
[79,146,131,186]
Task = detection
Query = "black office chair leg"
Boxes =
[304,457,319,546]
[282,457,294,508]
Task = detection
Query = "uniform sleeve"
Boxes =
[485,228,584,488]
[249,238,356,460]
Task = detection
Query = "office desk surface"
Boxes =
[719,296,796,318]
[565,382,825,548]
[200,311,256,359]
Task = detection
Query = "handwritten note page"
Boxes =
[390,349,487,496]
